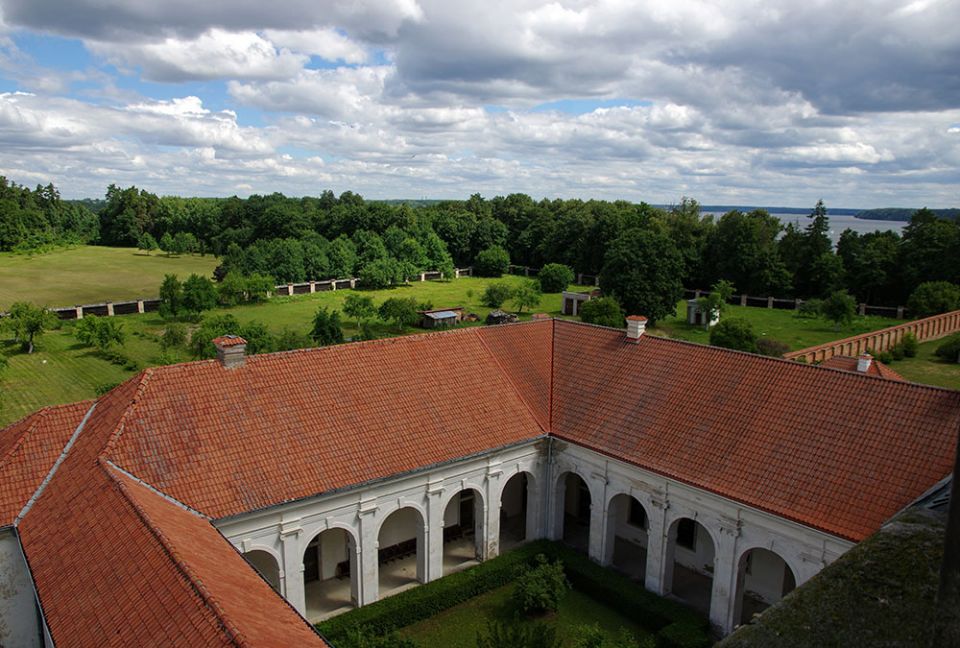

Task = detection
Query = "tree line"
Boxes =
[3,178,959,308]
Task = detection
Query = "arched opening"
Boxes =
[734,548,797,626]
[302,528,358,622]
[500,471,534,551]
[243,550,280,593]
[377,507,426,599]
[557,472,591,553]
[606,494,648,580]
[663,517,715,616]
[443,488,484,574]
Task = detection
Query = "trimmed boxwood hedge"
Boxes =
[316,540,711,648]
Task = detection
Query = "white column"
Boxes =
[426,482,445,581]
[710,526,740,633]
[587,480,606,563]
[106,302,114,316]
[644,503,668,594]
[279,520,305,616]
[358,500,379,606]
[75,305,83,319]
[526,472,543,540]
[136,300,144,314]
[485,463,503,560]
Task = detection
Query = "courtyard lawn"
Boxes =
[0,245,220,307]
[397,582,652,648]
[0,275,589,425]
[652,301,902,352]
[885,339,960,391]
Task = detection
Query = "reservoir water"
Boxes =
[704,211,905,244]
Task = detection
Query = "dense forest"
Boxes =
[2,177,959,307]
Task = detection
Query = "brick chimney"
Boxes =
[857,353,873,373]
[213,335,247,369]
[626,315,647,342]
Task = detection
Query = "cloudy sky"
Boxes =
[0,0,957,207]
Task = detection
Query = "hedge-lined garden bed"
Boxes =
[316,540,711,648]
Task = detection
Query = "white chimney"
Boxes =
[626,315,647,342]
[213,335,247,369]
[857,353,873,373]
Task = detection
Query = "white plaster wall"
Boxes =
[320,530,350,580]
[378,508,421,547]
[741,548,791,604]
[0,530,41,648]
[674,522,716,575]
[611,495,647,547]
[500,475,525,518]
[244,550,281,592]
[443,494,462,527]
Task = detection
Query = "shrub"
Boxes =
[311,308,345,346]
[75,315,126,352]
[158,274,183,318]
[795,299,823,319]
[580,297,624,328]
[335,627,418,648]
[709,318,758,353]
[657,621,712,648]
[573,624,651,648]
[360,258,405,289]
[474,245,510,277]
[512,554,570,614]
[907,281,960,317]
[512,280,543,313]
[877,350,895,364]
[890,344,905,361]
[900,332,919,358]
[160,323,187,350]
[477,620,561,648]
[821,290,857,331]
[755,337,789,357]
[482,282,514,308]
[935,335,960,363]
[539,263,575,293]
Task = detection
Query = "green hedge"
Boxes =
[317,540,711,648]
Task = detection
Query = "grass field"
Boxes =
[0,246,220,307]
[397,583,651,648]
[884,339,960,391]
[2,275,949,427]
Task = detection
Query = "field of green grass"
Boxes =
[652,303,902,351]
[397,582,651,648]
[884,339,960,391]
[0,275,588,425]
[0,246,220,307]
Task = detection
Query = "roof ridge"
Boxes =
[101,368,157,458]
[474,324,550,434]
[103,459,210,518]
[0,407,49,470]
[103,461,251,648]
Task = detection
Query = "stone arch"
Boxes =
[554,470,593,553]
[301,525,359,622]
[662,516,717,616]
[498,469,538,550]
[243,549,281,593]
[604,492,649,580]
[377,506,427,598]
[733,546,798,626]
[441,486,485,575]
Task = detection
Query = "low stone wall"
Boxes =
[683,288,908,319]
[784,310,960,364]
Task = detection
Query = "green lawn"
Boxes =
[884,339,960,391]
[0,275,587,425]
[0,246,219,307]
[652,302,902,352]
[397,583,651,648]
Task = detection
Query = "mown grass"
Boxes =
[0,246,219,306]
[884,339,960,391]
[0,275,586,425]
[652,302,902,351]
[397,583,651,648]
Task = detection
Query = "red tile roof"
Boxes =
[4,318,960,644]
[0,401,91,527]
[213,335,247,347]
[820,355,906,381]
[550,321,960,541]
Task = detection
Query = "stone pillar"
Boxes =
[766,296,774,309]
[426,481,445,582]
[859,303,867,316]
[571,298,579,317]
[279,519,305,616]
[310,281,316,294]
[286,284,294,296]
[420,273,426,282]
[331,281,337,291]
[350,279,357,289]
[136,300,144,314]
[106,302,114,317]
[587,480,606,564]
[358,499,379,606]
[485,462,503,561]
[694,289,701,299]
[710,526,740,633]
[75,305,83,320]
[740,294,748,307]
[524,266,530,277]
[454,268,461,279]
[644,503,668,594]
[577,273,583,285]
